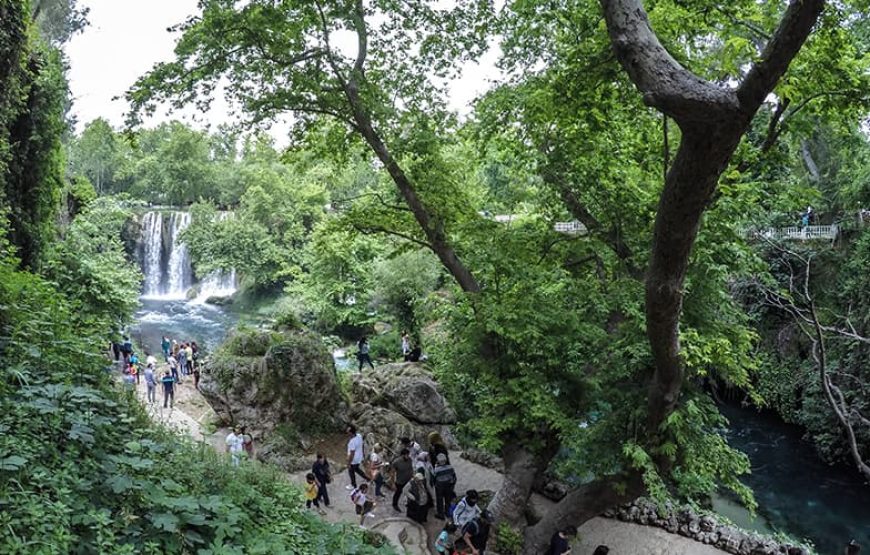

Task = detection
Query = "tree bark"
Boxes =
[600,0,825,438]
[487,443,557,529]
[523,472,645,554]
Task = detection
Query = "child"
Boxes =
[435,522,456,554]
[304,473,325,514]
[350,483,375,527]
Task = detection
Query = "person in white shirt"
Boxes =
[225,426,244,467]
[145,353,158,368]
[400,436,421,462]
[346,425,367,489]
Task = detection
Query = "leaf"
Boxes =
[107,474,134,493]
[0,455,28,471]
[149,512,180,533]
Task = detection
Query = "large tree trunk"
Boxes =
[487,443,557,528]
[522,472,645,554]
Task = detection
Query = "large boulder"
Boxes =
[350,362,456,424]
[200,328,343,442]
[348,362,458,449]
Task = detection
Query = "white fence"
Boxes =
[754,224,839,241]
[554,220,588,234]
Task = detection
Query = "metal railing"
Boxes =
[554,220,588,234]
[753,224,839,241]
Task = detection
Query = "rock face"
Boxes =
[348,362,458,449]
[199,329,343,469]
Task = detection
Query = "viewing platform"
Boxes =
[752,224,839,241]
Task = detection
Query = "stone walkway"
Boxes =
[131,368,732,555]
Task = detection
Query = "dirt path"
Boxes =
[132,367,732,555]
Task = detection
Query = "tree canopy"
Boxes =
[120,0,870,551]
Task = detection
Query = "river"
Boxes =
[719,404,870,554]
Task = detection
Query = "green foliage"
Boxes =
[0,12,67,269]
[0,227,391,555]
[371,249,442,336]
[493,523,524,555]
[43,197,141,333]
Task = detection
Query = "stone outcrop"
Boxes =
[199,328,343,470]
[605,499,812,555]
[348,362,458,449]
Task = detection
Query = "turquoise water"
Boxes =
[130,298,240,356]
[720,404,870,554]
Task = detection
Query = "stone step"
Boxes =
[370,517,431,555]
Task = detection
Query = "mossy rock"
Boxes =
[200,328,344,448]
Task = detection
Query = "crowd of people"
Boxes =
[111,333,202,409]
[295,424,610,554]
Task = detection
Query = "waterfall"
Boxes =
[139,210,237,302]
[166,212,192,297]
[142,212,164,296]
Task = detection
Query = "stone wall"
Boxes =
[605,500,812,555]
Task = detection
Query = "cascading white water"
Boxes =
[166,212,193,297]
[139,210,237,302]
[141,211,164,296]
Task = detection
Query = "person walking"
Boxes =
[161,370,176,409]
[351,483,375,527]
[161,335,171,361]
[453,490,481,530]
[406,471,432,524]
[345,425,367,489]
[369,443,387,499]
[304,473,326,514]
[225,426,244,467]
[389,448,414,512]
[432,453,456,519]
[168,353,180,383]
[143,363,157,404]
[312,453,332,508]
[357,336,374,371]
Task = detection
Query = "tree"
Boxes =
[69,118,119,194]
[129,0,828,551]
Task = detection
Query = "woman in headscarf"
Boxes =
[406,471,432,524]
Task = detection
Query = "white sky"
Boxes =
[65,0,501,144]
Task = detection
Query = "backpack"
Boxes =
[350,488,361,504]
[434,465,456,485]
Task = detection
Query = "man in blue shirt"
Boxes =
[161,370,176,409]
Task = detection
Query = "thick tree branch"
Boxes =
[600,0,824,467]
[350,222,433,250]
[737,0,825,112]
[337,6,480,294]
[523,472,645,553]
[600,0,738,122]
